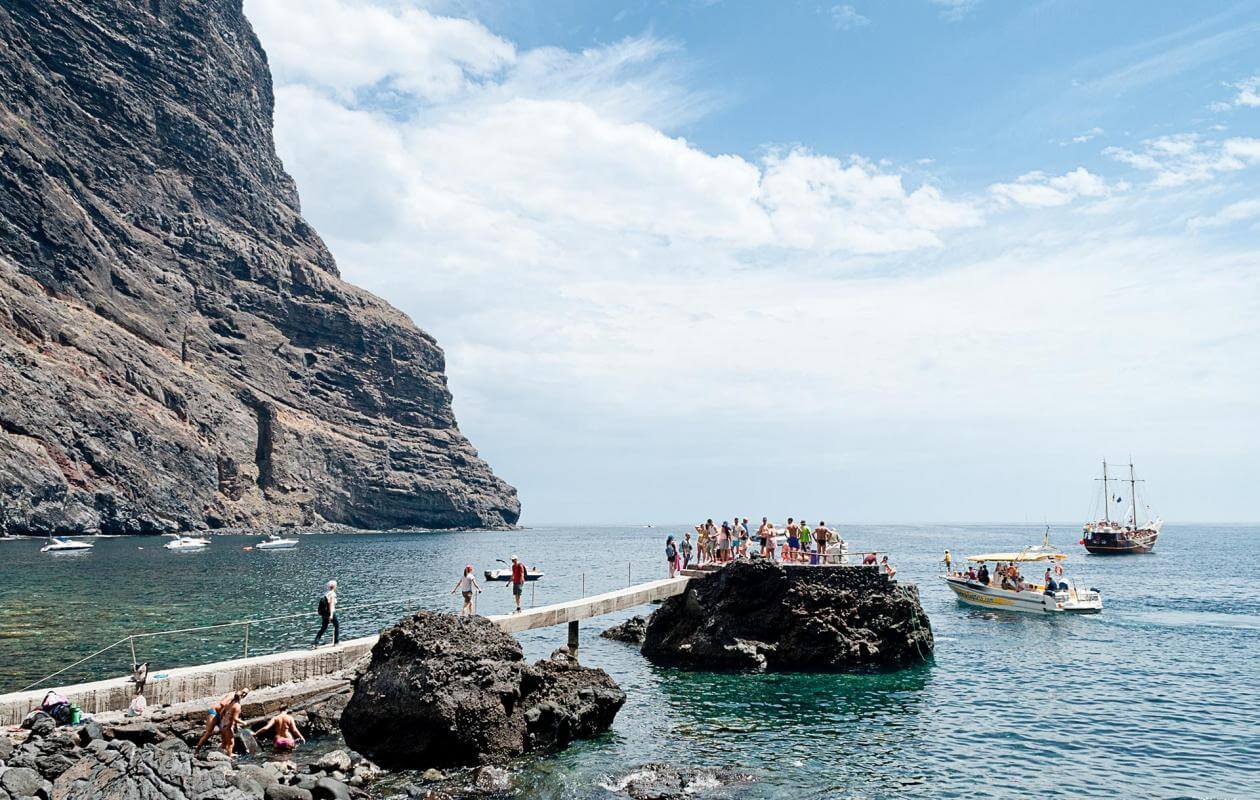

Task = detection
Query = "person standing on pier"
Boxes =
[666,536,679,578]
[681,531,693,569]
[508,555,528,613]
[312,580,339,648]
[452,565,481,616]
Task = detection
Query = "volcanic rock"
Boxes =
[0,0,518,532]
[641,561,933,670]
[340,611,625,769]
[600,615,648,644]
[604,763,756,800]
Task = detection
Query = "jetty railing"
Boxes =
[15,558,672,693]
[14,550,889,694]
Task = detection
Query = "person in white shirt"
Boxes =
[451,565,482,616]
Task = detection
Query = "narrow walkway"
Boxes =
[0,575,691,725]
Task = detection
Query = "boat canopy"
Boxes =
[966,551,1068,563]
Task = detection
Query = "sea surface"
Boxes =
[1,524,1257,799]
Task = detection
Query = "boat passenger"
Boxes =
[976,563,989,585]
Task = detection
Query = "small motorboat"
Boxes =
[942,532,1102,614]
[41,536,95,553]
[164,535,210,551]
[484,566,544,582]
[255,534,299,550]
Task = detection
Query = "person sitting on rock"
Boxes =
[194,687,250,757]
[255,706,306,751]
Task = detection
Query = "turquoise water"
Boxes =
[2,524,1258,798]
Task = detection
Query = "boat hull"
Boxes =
[1082,528,1158,555]
[943,577,1101,614]
[484,570,543,582]
[256,541,298,550]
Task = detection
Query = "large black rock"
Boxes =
[340,611,625,769]
[641,561,933,670]
[0,0,518,532]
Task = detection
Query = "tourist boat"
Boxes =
[942,535,1102,614]
[40,535,95,553]
[163,534,210,551]
[1081,460,1162,554]
[484,565,544,582]
[255,534,299,550]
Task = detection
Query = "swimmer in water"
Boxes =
[255,706,306,751]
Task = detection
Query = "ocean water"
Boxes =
[1,524,1258,799]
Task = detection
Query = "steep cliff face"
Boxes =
[0,0,519,532]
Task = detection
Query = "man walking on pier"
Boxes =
[509,555,528,613]
[312,580,339,648]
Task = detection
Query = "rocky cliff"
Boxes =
[641,561,934,670]
[0,0,519,532]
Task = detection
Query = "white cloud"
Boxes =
[1065,127,1104,145]
[245,0,514,102]
[988,167,1123,208]
[245,0,1260,523]
[1189,198,1260,231]
[829,5,870,30]
[929,0,979,22]
[1104,133,1260,186]
[1212,73,1260,111]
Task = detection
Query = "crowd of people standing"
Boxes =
[665,517,879,578]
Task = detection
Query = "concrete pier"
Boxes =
[0,576,690,726]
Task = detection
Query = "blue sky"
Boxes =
[245,0,1260,524]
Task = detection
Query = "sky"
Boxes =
[242,0,1260,525]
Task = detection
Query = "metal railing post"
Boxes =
[243,622,250,658]
[581,573,586,597]
[128,635,137,668]
[628,562,632,587]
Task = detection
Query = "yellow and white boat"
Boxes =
[942,539,1102,614]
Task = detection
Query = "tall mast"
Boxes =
[1129,460,1139,530]
[1101,461,1110,524]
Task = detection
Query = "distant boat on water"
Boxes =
[255,533,299,550]
[1082,460,1162,554]
[164,534,210,551]
[41,536,94,553]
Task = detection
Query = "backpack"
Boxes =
[317,594,330,618]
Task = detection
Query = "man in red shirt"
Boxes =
[508,554,528,614]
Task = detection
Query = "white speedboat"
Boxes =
[164,535,210,551]
[484,566,544,582]
[41,536,95,553]
[943,536,1101,614]
[255,534,298,550]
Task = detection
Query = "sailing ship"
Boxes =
[1081,460,1161,554]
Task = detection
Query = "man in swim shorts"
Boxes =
[255,706,306,751]
[194,688,250,757]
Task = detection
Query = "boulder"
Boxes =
[0,767,41,798]
[600,615,648,643]
[641,561,933,670]
[310,777,351,800]
[341,611,625,768]
[315,751,351,774]
[265,786,313,800]
[605,763,755,800]
[471,766,511,793]
[106,723,164,745]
